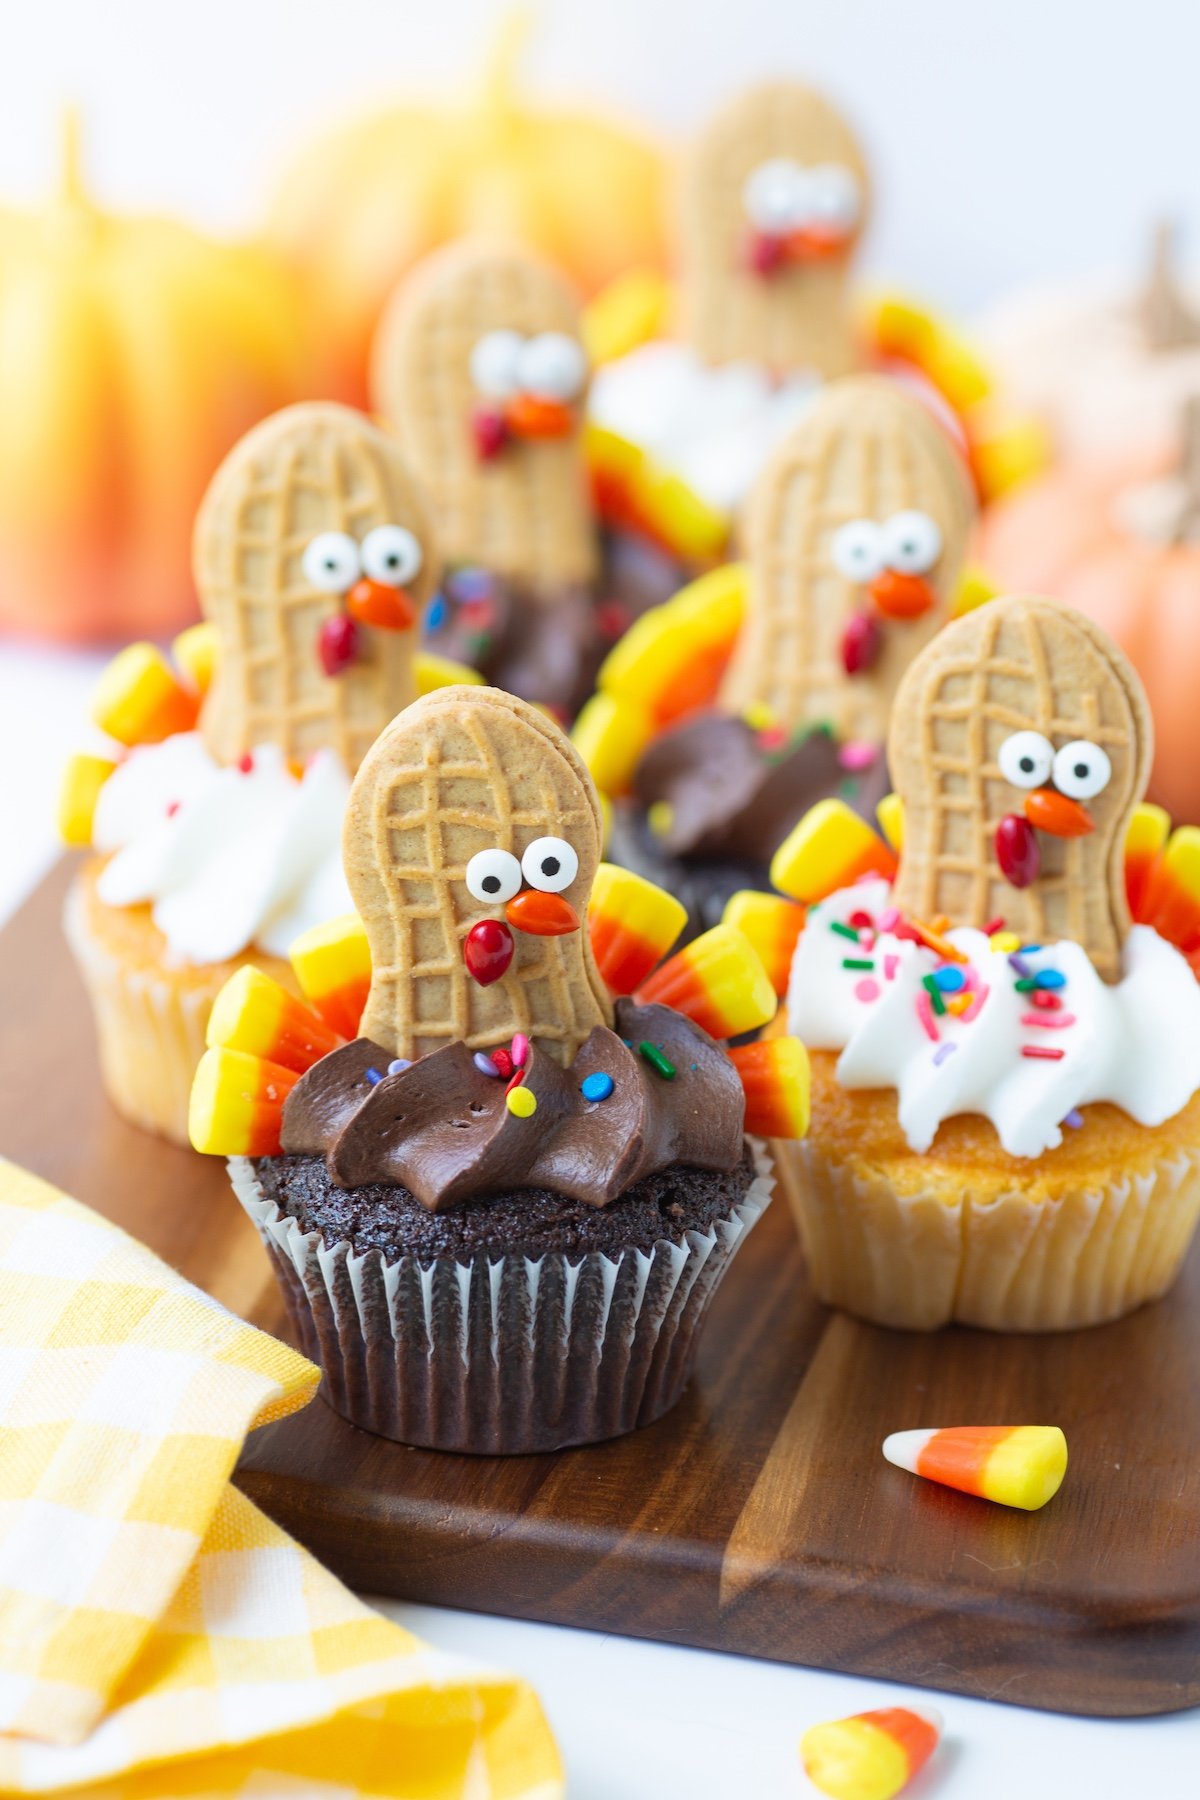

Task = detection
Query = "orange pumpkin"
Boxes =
[264,13,669,406]
[980,412,1200,823]
[0,114,313,644]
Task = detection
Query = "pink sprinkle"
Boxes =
[961,983,989,1022]
[1022,1044,1065,1061]
[1032,990,1062,1012]
[838,739,878,772]
[511,1032,530,1068]
[916,991,939,1042]
[958,964,979,993]
[165,800,180,819]
[857,928,877,951]
[884,954,900,982]
[1020,1012,1077,1030]
[854,977,880,1003]
[878,907,901,932]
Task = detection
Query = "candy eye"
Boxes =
[1053,739,1112,800]
[302,532,361,593]
[806,163,861,233]
[998,731,1055,789]
[742,157,809,232]
[881,510,943,575]
[465,848,522,905]
[515,332,587,402]
[361,525,422,586]
[469,329,524,399]
[831,519,885,583]
[521,836,578,893]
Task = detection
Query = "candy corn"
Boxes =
[588,863,687,994]
[288,913,371,1039]
[875,793,905,855]
[864,290,992,411]
[1132,822,1200,955]
[596,564,746,729]
[771,800,897,905]
[91,643,201,747]
[727,1037,810,1138]
[188,1047,297,1157]
[800,1705,941,1800]
[207,966,342,1074]
[171,621,218,697]
[722,891,806,996]
[415,650,486,694]
[951,562,1000,618]
[581,266,671,366]
[636,924,776,1040]
[1124,802,1172,920]
[58,751,117,847]
[883,1425,1068,1511]
[572,690,655,797]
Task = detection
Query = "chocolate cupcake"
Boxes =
[192,687,809,1452]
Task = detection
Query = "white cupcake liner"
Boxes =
[229,1144,773,1454]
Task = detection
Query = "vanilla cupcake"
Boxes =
[61,402,438,1144]
[777,595,1200,1330]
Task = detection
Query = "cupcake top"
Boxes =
[782,594,1200,1157]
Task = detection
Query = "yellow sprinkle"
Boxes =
[647,801,675,839]
[990,930,1021,953]
[742,700,775,732]
[505,1085,537,1118]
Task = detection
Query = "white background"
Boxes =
[3,2,1200,1794]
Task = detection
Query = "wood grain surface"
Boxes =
[5,859,1199,1717]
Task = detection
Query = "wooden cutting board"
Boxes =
[5,859,1199,1718]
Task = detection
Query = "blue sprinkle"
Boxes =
[581,1071,614,1103]
[426,592,448,631]
[690,1064,699,1072]
[365,1067,384,1086]
[1024,944,1042,953]
[933,966,965,992]
[473,1052,500,1078]
[388,1058,412,1076]
[932,1042,957,1066]
[1064,1108,1084,1129]
[1035,969,1066,990]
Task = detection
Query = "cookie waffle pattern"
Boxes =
[346,686,612,1063]
[372,240,597,587]
[0,1159,561,1795]
[196,403,436,775]
[889,597,1153,979]
[680,82,868,375]
[720,377,974,741]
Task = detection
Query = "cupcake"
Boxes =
[190,686,810,1453]
[772,594,1200,1330]
[60,402,439,1144]
[583,376,975,947]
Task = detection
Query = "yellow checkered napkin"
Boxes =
[0,1161,563,1798]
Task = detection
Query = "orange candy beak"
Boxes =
[346,579,417,632]
[1025,788,1095,838]
[786,226,851,262]
[505,394,575,440]
[505,889,580,936]
[869,569,938,620]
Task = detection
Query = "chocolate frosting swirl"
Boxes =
[632,713,890,862]
[280,999,745,1212]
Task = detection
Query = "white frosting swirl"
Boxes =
[92,734,351,966]
[787,878,1200,1158]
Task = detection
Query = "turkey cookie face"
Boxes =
[344,685,612,1065]
[681,82,869,376]
[888,595,1154,980]
[720,377,974,743]
[195,402,437,775]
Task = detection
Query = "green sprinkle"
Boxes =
[842,957,875,972]
[638,1041,676,1080]
[830,921,861,942]
[1014,977,1037,992]
[921,974,947,1016]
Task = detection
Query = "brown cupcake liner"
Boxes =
[778,1137,1200,1331]
[228,1146,773,1454]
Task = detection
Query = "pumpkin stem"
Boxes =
[479,5,533,129]
[1140,221,1200,354]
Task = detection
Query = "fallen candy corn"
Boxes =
[171,621,218,696]
[722,890,806,997]
[91,643,201,747]
[636,924,776,1039]
[588,862,686,994]
[875,792,904,855]
[571,690,655,797]
[771,799,897,904]
[188,1046,297,1157]
[206,966,341,1074]
[58,751,117,847]
[727,1037,810,1138]
[415,650,486,694]
[800,1705,941,1800]
[595,564,745,728]
[289,913,371,1039]
[883,1425,1068,1511]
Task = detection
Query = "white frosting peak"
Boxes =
[93,734,352,966]
[787,878,1200,1157]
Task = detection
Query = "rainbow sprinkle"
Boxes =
[638,1041,676,1080]
[1022,1045,1065,1061]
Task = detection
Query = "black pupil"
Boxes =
[482,875,501,894]
[1074,762,1089,779]
[324,559,338,572]
[542,856,561,877]
[1020,757,1035,774]
[384,554,399,569]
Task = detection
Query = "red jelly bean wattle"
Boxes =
[995,813,1041,888]
[841,611,881,676]
[463,918,515,986]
